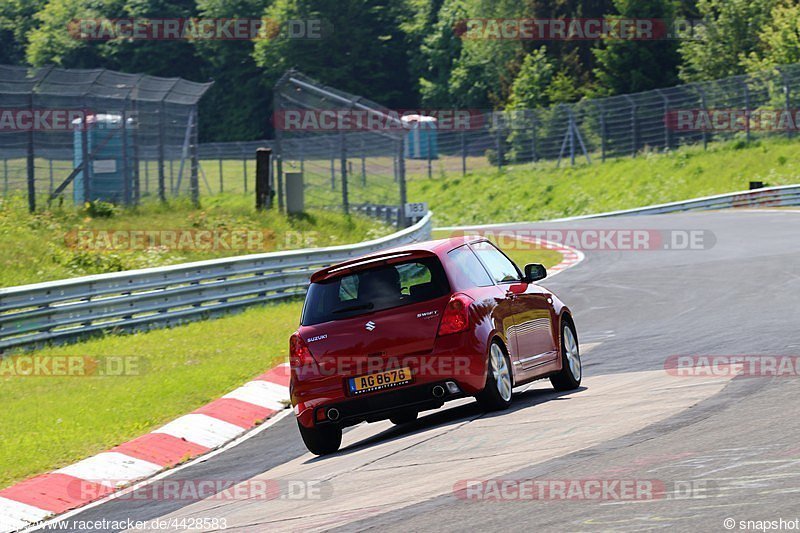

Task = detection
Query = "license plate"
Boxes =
[348,367,413,395]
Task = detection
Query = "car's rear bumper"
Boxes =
[313,380,465,428]
[291,331,489,428]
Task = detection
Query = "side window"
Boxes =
[470,241,520,283]
[447,245,494,288]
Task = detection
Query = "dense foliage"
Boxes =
[2,0,796,141]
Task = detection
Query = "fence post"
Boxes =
[698,86,708,150]
[360,137,366,186]
[779,68,792,139]
[568,109,576,166]
[48,159,54,195]
[242,156,248,193]
[530,110,538,162]
[599,102,607,162]
[256,147,272,210]
[131,100,140,204]
[426,132,433,178]
[158,101,166,201]
[397,137,407,227]
[624,95,637,157]
[80,112,90,206]
[3,159,8,197]
[656,89,671,151]
[121,105,131,206]
[190,108,199,207]
[144,159,149,194]
[340,131,349,215]
[218,157,223,193]
[26,94,36,212]
[460,131,467,176]
[495,112,504,168]
[743,78,751,143]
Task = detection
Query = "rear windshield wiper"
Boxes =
[332,302,374,314]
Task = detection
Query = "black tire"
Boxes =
[476,340,513,411]
[297,420,342,456]
[550,319,582,391]
[389,409,418,425]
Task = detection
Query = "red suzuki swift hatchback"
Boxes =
[290,236,581,455]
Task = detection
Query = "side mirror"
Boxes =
[524,263,547,283]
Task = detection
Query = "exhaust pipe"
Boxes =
[432,385,445,398]
[327,408,340,421]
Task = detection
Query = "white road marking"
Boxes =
[55,452,162,488]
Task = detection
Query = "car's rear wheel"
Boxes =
[476,340,513,411]
[389,409,418,425]
[297,421,342,456]
[550,319,582,391]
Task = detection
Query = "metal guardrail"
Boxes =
[0,213,433,353]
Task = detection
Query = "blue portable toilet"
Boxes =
[403,114,438,159]
[73,114,134,205]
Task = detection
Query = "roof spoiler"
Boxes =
[310,249,437,283]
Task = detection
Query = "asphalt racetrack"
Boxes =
[52,209,800,532]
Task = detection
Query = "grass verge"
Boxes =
[0,194,391,288]
[410,137,800,226]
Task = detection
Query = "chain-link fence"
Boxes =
[0,65,212,211]
[264,64,800,225]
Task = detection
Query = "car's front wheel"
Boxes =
[476,340,513,411]
[297,421,342,456]
[550,319,582,391]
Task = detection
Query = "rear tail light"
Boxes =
[437,293,474,336]
[290,334,319,378]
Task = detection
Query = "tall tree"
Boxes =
[593,0,681,96]
[253,0,417,110]
[678,0,778,82]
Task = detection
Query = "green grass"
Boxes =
[0,193,392,288]
[410,137,800,226]
[0,300,301,488]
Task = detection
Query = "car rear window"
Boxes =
[301,256,450,326]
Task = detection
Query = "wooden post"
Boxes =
[256,148,273,210]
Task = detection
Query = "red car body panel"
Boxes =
[290,236,574,429]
